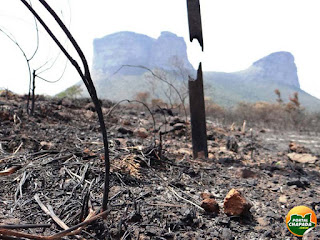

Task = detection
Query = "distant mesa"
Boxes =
[205,51,320,111]
[92,31,194,76]
[73,31,320,111]
[250,51,300,88]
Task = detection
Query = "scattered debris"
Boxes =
[0,93,319,239]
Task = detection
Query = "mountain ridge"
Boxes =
[76,31,320,111]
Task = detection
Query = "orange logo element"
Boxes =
[286,205,317,237]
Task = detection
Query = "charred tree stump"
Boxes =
[186,0,203,50]
[188,63,208,158]
[186,0,207,159]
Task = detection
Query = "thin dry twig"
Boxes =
[0,166,21,176]
[0,200,108,240]
[167,186,204,211]
[34,194,69,230]
[13,142,23,155]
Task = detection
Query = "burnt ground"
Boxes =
[0,94,320,240]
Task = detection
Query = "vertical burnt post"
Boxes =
[186,0,203,50]
[187,0,208,158]
[188,64,208,158]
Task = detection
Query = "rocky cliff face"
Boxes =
[92,31,194,76]
[203,52,320,111]
[77,32,320,111]
[248,51,300,88]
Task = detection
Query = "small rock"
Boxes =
[223,189,252,216]
[134,127,149,138]
[201,198,219,214]
[287,153,317,164]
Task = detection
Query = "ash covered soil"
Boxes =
[1,94,320,240]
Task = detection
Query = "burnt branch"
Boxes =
[20,0,110,211]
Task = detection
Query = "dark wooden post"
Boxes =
[186,0,203,50]
[186,0,208,158]
[188,63,208,158]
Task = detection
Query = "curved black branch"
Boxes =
[20,0,110,211]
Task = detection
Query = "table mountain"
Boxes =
[204,52,320,111]
[74,31,320,111]
[92,31,194,76]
